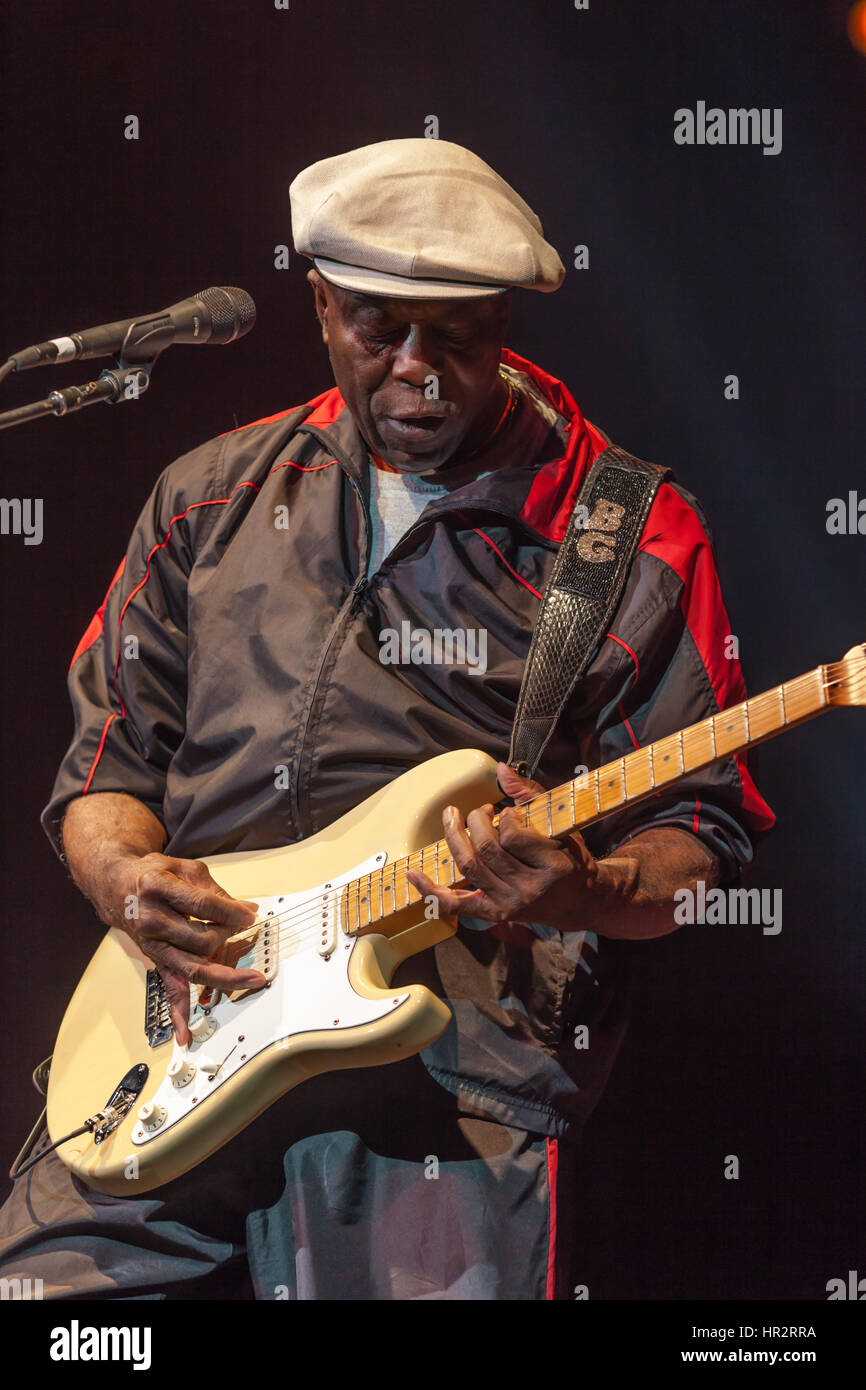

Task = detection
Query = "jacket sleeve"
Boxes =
[40,446,220,860]
[574,479,775,885]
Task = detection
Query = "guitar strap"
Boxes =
[507,444,670,777]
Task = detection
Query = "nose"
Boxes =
[390,323,443,391]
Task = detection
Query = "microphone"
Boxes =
[7,287,256,372]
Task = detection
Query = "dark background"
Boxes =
[0,0,863,1299]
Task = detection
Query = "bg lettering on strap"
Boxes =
[508,445,670,777]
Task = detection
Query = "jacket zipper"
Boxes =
[288,431,371,837]
[288,424,561,835]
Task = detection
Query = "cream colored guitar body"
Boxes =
[45,641,866,1196]
[47,749,501,1196]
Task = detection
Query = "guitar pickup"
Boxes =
[221,909,280,1000]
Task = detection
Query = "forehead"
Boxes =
[336,286,504,323]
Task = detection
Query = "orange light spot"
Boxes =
[848,1,866,55]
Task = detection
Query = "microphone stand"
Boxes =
[0,360,153,432]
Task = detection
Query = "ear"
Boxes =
[307,268,329,345]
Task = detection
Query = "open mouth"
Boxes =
[382,415,448,443]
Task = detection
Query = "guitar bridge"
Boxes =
[144,970,173,1047]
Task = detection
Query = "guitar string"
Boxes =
[201,662,864,975]
[223,663,865,964]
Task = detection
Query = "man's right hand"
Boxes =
[61,792,266,1045]
[105,852,264,1045]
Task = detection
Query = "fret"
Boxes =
[817,665,828,707]
[654,735,680,783]
[570,778,576,830]
[546,793,552,836]
[710,716,716,759]
[435,843,445,882]
[624,746,653,800]
[351,874,360,931]
[433,839,453,884]
[573,770,595,827]
[406,851,423,905]
[598,760,624,812]
[549,786,571,837]
[677,728,685,772]
[358,872,371,930]
[381,861,394,918]
[779,682,786,725]
[394,858,409,911]
[713,703,747,756]
[743,699,750,744]
[682,718,714,771]
[593,770,601,814]
[648,740,655,789]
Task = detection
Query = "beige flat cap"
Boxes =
[290,138,565,299]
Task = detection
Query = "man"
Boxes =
[0,139,773,1300]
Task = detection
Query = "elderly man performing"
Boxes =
[0,139,772,1300]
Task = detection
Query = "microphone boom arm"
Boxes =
[0,361,152,433]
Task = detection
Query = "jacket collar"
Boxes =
[296,348,606,543]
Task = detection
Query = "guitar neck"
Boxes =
[528,662,830,838]
[345,664,832,933]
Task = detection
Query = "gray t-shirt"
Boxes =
[365,464,449,576]
[364,365,567,577]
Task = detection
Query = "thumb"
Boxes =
[496,761,547,805]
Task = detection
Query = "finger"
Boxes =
[496,761,548,804]
[141,867,258,929]
[497,805,571,867]
[160,968,192,1047]
[139,906,240,958]
[408,870,498,921]
[558,829,597,878]
[439,805,502,895]
[465,805,527,880]
[150,943,266,997]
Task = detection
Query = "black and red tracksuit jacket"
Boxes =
[42,347,774,1141]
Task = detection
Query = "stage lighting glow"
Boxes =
[848,1,866,55]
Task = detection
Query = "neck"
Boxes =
[343,661,837,936]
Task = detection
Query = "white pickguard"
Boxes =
[132,851,407,1146]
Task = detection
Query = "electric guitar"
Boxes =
[46,643,865,1194]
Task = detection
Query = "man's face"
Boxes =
[309,271,513,473]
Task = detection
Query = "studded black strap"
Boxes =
[508,445,670,776]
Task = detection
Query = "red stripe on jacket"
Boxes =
[69,557,127,670]
[639,484,775,831]
[218,384,348,437]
